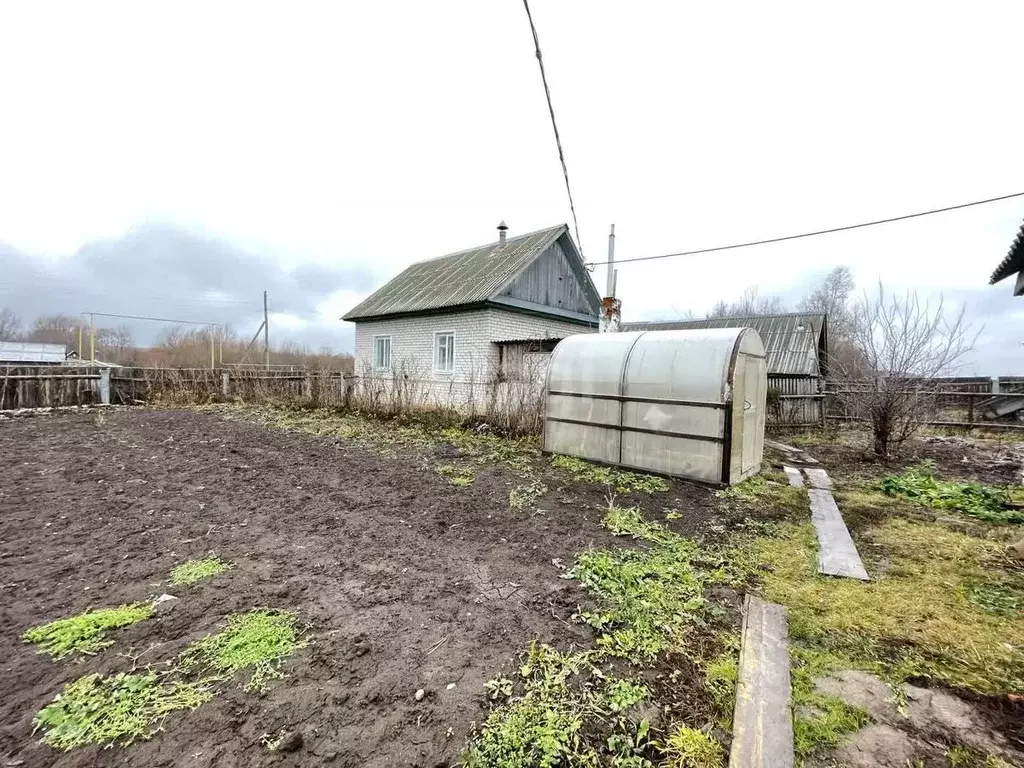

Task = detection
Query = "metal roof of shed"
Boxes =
[0,341,67,363]
[990,219,1024,293]
[622,312,826,377]
[343,224,594,321]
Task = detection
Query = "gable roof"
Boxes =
[343,224,599,322]
[989,219,1024,295]
[622,312,827,376]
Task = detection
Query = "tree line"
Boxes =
[0,309,354,371]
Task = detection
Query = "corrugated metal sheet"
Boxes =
[0,341,67,364]
[622,313,826,376]
[990,219,1024,287]
[344,224,578,320]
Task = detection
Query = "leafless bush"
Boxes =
[833,282,978,457]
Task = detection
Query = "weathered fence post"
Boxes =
[222,372,230,397]
[99,369,111,405]
[304,374,313,399]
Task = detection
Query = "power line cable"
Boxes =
[522,0,585,257]
[585,191,1024,268]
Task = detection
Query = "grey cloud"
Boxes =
[0,224,370,351]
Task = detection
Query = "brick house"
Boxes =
[342,222,600,407]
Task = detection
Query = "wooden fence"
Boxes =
[1,366,354,410]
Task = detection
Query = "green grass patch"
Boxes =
[715,471,807,521]
[568,507,742,659]
[23,604,153,660]
[33,671,211,750]
[660,726,725,768]
[170,556,233,586]
[508,479,548,510]
[881,462,1022,524]
[463,643,656,767]
[753,519,1024,696]
[464,505,740,765]
[550,454,669,494]
[788,647,871,757]
[437,463,475,487]
[180,609,307,691]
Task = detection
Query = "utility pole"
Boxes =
[89,313,95,363]
[263,290,270,370]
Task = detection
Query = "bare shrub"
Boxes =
[833,283,977,457]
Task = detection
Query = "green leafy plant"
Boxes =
[464,643,656,767]
[551,455,668,494]
[437,463,475,487]
[568,506,738,659]
[23,604,153,659]
[32,671,211,750]
[180,609,307,691]
[484,676,515,701]
[880,462,1020,524]
[170,556,233,586]
[509,480,548,510]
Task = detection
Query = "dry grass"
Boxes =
[754,519,1024,695]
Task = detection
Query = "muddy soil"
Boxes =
[0,409,722,768]
[783,429,1024,486]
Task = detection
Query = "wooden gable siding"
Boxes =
[499,239,593,315]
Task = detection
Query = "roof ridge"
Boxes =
[412,223,567,265]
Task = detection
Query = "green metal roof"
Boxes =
[343,224,587,320]
[622,312,828,377]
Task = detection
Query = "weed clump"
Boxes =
[551,454,668,494]
[661,726,724,768]
[23,604,153,660]
[180,609,306,691]
[436,464,475,487]
[508,479,548,510]
[463,643,655,767]
[881,462,1021,524]
[33,672,211,750]
[170,556,233,586]
[569,506,740,659]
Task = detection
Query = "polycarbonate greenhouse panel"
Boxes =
[543,328,767,486]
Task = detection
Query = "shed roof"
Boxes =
[989,219,1024,294]
[0,341,67,364]
[343,224,597,321]
[621,312,826,376]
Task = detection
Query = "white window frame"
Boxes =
[372,335,392,371]
[433,330,456,374]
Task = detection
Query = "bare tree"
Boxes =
[836,282,977,457]
[798,266,855,339]
[0,307,22,340]
[708,286,786,318]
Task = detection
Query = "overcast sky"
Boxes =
[1,2,1023,372]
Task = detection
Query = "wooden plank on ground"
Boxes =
[782,466,804,487]
[730,595,794,768]
[808,488,870,581]
[803,467,832,490]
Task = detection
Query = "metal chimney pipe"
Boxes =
[606,224,616,296]
[497,220,508,247]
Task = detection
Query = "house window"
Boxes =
[373,335,392,370]
[434,331,455,373]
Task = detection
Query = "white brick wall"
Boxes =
[351,307,594,406]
